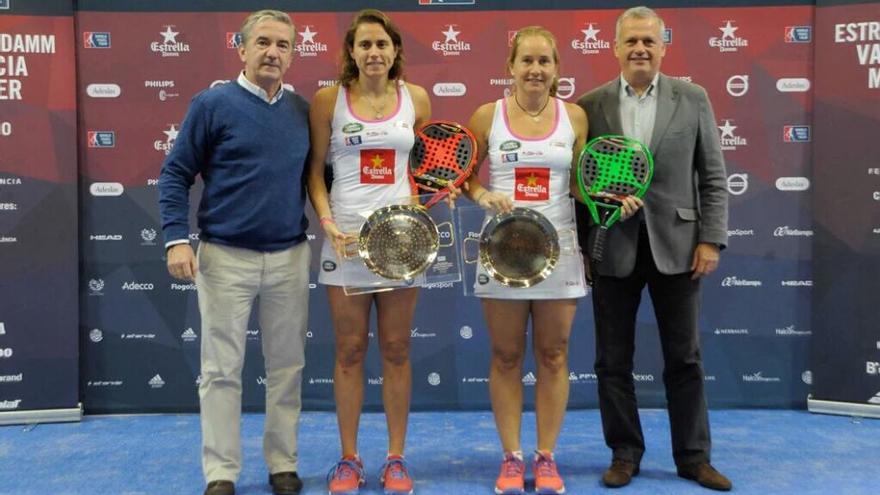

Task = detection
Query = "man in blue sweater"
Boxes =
[159,10,310,495]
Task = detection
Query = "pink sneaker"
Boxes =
[533,450,565,494]
[327,455,365,495]
[494,452,525,495]
[379,455,414,495]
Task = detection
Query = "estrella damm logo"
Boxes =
[514,167,550,201]
[360,149,395,184]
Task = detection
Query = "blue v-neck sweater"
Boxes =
[159,82,310,252]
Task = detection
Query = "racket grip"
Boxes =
[592,226,608,263]
[424,190,450,209]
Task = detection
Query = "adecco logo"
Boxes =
[775,177,810,191]
[776,78,811,92]
[86,83,122,98]
[432,82,466,97]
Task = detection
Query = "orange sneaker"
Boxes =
[327,455,365,495]
[533,450,565,494]
[494,452,525,495]
[379,455,414,495]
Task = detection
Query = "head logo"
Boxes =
[296,26,328,57]
[727,173,749,196]
[556,77,576,100]
[87,131,115,148]
[460,325,473,339]
[434,25,471,56]
[86,83,121,98]
[784,26,812,43]
[154,124,179,155]
[427,372,441,386]
[151,26,190,57]
[140,228,157,245]
[88,278,105,295]
[226,32,242,49]
[726,75,749,97]
[709,21,748,52]
[783,125,811,142]
[718,120,746,150]
[776,78,811,92]
[83,32,111,49]
[148,374,165,388]
[89,328,103,342]
[571,23,610,55]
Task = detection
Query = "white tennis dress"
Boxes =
[474,97,588,299]
[318,81,417,286]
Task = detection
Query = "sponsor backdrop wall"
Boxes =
[4,0,874,416]
[0,0,80,423]
[810,0,880,416]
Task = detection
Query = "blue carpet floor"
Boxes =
[0,409,878,494]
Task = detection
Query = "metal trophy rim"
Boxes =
[356,204,441,281]
[478,207,560,288]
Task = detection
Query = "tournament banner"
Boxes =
[809,0,880,418]
[0,0,80,424]
[74,1,816,413]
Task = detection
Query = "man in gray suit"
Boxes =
[575,6,731,491]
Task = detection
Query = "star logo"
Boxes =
[160,26,179,44]
[299,26,317,44]
[163,124,179,143]
[719,21,738,40]
[581,24,601,42]
[442,25,460,43]
[718,120,737,139]
[526,174,539,186]
[370,154,385,168]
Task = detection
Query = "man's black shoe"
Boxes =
[269,471,303,495]
[203,480,234,495]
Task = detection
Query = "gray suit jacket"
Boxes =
[576,74,729,276]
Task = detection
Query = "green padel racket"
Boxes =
[576,135,653,263]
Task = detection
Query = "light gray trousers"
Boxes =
[195,240,311,482]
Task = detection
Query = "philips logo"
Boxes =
[86,83,121,98]
[775,177,810,191]
[83,32,111,49]
[432,82,467,97]
[783,125,811,142]
[784,26,812,43]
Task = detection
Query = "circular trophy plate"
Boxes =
[358,205,440,280]
[479,207,560,288]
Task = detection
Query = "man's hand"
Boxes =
[690,242,720,280]
[167,244,198,281]
[618,196,644,220]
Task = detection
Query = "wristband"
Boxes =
[319,216,335,226]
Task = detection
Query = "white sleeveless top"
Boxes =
[474,97,587,299]
[319,81,418,286]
